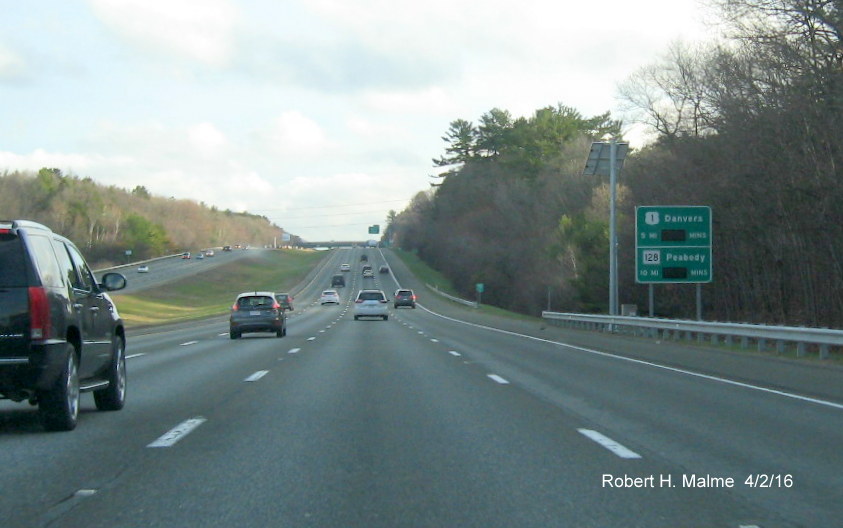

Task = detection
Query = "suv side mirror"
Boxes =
[100,272,127,291]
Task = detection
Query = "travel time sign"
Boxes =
[635,206,712,284]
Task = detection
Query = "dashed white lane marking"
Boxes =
[288,348,301,354]
[244,370,269,382]
[74,489,97,498]
[306,337,316,341]
[487,374,510,384]
[218,333,228,337]
[180,341,198,346]
[448,351,461,357]
[578,429,642,459]
[148,417,207,448]
[422,305,843,412]
[430,339,439,343]
[126,353,145,359]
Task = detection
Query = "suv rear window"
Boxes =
[358,291,385,301]
[0,234,27,287]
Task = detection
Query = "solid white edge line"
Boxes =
[148,417,207,448]
[418,305,843,412]
[180,341,198,346]
[244,370,269,382]
[126,353,145,359]
[488,374,510,384]
[578,429,642,459]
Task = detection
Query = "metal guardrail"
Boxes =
[542,312,842,360]
[426,284,478,308]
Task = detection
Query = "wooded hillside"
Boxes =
[388,0,843,327]
[0,168,291,267]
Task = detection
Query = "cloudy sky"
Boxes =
[0,0,713,241]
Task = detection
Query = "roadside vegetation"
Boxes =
[111,250,325,327]
[387,0,843,328]
[390,248,540,322]
[0,168,300,268]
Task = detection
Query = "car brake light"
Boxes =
[272,301,281,310]
[28,286,51,339]
[232,303,239,311]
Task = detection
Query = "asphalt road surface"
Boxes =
[2,247,840,527]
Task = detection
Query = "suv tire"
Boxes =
[94,335,127,411]
[38,345,80,431]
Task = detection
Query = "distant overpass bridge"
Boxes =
[297,241,372,249]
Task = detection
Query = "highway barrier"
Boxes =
[542,312,842,359]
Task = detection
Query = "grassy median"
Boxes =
[111,249,326,327]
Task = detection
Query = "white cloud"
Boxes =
[0,44,26,80]
[86,0,238,66]
[188,122,228,157]
[0,149,133,172]
[264,111,331,155]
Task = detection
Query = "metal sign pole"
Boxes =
[696,283,702,320]
[649,284,654,317]
[609,139,618,317]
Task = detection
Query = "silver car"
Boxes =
[353,289,389,320]
[320,289,340,305]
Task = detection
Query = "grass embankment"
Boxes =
[389,248,539,322]
[111,249,326,327]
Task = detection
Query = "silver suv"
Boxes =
[353,289,389,321]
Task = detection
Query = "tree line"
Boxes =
[0,168,292,267]
[388,0,843,327]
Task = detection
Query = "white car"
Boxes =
[340,263,351,272]
[320,289,340,305]
[137,265,149,273]
[353,289,389,320]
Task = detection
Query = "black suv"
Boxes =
[0,220,128,431]
[394,289,416,308]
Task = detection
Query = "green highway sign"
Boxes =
[368,225,380,234]
[635,206,712,284]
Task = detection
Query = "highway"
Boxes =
[104,248,255,294]
[1,246,841,527]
